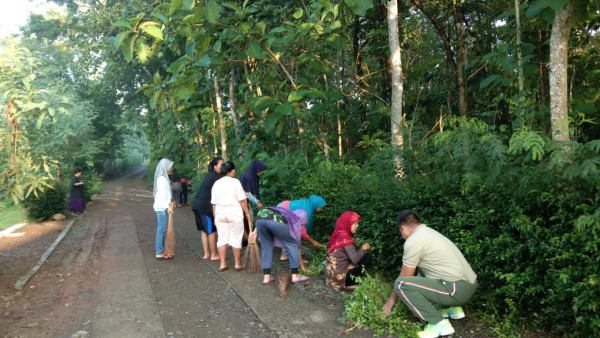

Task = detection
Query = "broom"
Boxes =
[164,204,175,258]
[242,238,262,273]
[275,270,290,298]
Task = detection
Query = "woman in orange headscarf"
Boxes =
[325,211,372,291]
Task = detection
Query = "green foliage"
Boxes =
[82,173,103,201]
[0,199,27,231]
[22,183,66,221]
[302,245,326,277]
[342,274,420,336]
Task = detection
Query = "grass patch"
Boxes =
[0,199,28,231]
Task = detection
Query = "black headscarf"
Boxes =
[169,168,181,182]
[240,160,267,200]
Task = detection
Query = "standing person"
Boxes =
[382,210,478,338]
[68,169,86,214]
[180,177,189,206]
[153,159,175,260]
[169,168,182,207]
[325,211,372,291]
[249,207,310,284]
[211,161,252,271]
[192,157,224,261]
[279,195,327,260]
[240,160,267,209]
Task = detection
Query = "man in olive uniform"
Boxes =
[382,210,478,338]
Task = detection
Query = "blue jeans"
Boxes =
[256,219,300,270]
[155,210,167,255]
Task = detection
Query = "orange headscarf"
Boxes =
[327,211,361,254]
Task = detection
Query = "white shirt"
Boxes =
[153,176,171,211]
[211,176,246,215]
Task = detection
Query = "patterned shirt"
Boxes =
[256,208,286,224]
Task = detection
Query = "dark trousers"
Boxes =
[180,183,188,204]
[345,253,372,286]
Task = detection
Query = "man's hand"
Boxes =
[382,298,395,317]
[257,201,263,208]
[362,243,371,251]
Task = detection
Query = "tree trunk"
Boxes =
[452,2,468,118]
[537,29,547,110]
[515,0,525,126]
[229,66,240,140]
[213,72,228,160]
[388,0,404,176]
[549,3,572,142]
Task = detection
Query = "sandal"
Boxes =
[291,274,310,284]
[261,279,272,285]
[234,265,244,271]
[155,254,173,260]
[218,266,229,272]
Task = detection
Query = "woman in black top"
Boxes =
[191,157,224,260]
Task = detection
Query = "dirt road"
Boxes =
[0,169,277,337]
[0,168,366,338]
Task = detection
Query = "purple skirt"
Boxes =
[68,197,86,213]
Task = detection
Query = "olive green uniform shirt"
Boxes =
[403,224,477,284]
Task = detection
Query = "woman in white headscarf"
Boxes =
[153,158,174,260]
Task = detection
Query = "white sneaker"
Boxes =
[418,319,455,338]
[441,306,465,319]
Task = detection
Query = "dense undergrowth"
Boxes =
[253,117,600,336]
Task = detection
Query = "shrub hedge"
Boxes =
[23,183,67,221]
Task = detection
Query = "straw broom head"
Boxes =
[247,241,262,273]
[164,211,175,256]
[276,270,290,298]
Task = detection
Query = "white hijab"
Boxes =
[153,158,173,200]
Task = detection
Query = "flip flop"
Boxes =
[203,256,210,260]
[279,256,289,261]
[261,279,272,285]
[156,255,172,260]
[291,274,310,284]
[218,266,229,272]
[234,266,244,271]
[210,257,220,261]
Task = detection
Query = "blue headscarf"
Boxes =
[289,195,327,233]
[240,160,267,199]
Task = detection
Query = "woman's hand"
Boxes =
[362,243,371,251]
[309,238,324,248]
[248,230,257,242]
[257,201,263,208]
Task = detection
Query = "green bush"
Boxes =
[342,274,420,336]
[82,172,102,201]
[23,183,67,221]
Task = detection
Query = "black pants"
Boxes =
[180,183,188,204]
[345,253,372,287]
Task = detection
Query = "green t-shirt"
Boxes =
[403,224,477,284]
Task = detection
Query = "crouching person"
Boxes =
[325,211,372,291]
[382,210,477,338]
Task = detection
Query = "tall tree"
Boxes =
[388,0,404,174]
[549,3,573,142]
